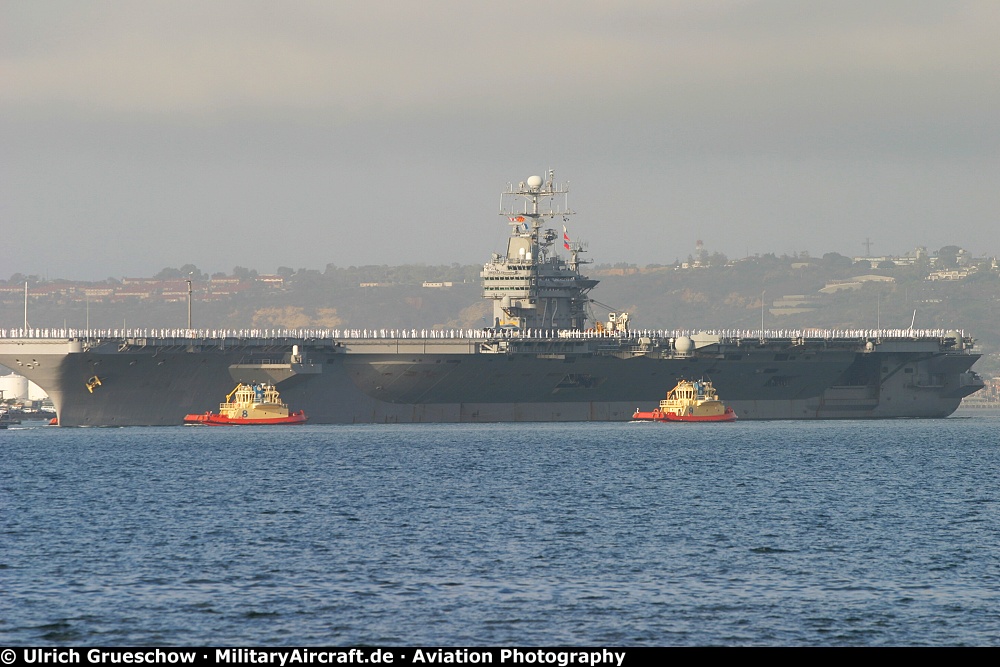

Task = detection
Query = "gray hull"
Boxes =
[0,334,983,426]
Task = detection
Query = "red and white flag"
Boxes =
[563,225,571,250]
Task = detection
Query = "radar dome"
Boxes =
[526,175,543,189]
[675,336,694,353]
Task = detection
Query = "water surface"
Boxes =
[2,418,999,646]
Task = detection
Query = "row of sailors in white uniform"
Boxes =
[0,327,963,341]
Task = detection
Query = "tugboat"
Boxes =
[184,382,307,425]
[632,378,737,423]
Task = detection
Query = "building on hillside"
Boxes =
[927,268,977,281]
[257,275,285,287]
[769,295,819,316]
[820,275,896,294]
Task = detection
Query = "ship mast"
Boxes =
[500,169,573,261]
[483,171,597,331]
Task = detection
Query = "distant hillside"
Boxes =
[4,256,999,377]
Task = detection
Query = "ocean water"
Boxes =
[1,418,999,647]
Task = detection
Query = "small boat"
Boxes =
[0,411,19,429]
[184,382,307,425]
[633,378,737,422]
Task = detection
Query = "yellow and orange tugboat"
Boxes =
[184,382,307,426]
[632,378,737,423]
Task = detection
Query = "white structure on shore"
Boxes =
[0,372,47,401]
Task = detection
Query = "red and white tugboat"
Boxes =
[184,382,307,425]
[632,378,737,423]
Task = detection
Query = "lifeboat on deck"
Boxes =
[184,382,307,425]
[632,378,737,423]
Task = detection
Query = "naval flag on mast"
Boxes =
[563,225,571,250]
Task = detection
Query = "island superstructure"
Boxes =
[0,172,985,425]
[483,172,597,330]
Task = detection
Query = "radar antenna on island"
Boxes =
[482,170,598,331]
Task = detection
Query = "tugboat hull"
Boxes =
[632,407,737,422]
[183,411,308,426]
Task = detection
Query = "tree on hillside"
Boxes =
[232,266,259,281]
[822,252,854,268]
[154,267,182,280]
[178,264,206,281]
[155,265,206,281]
[936,246,962,268]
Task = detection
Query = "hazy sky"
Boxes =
[3,1,999,280]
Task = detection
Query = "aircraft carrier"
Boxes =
[0,172,985,425]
